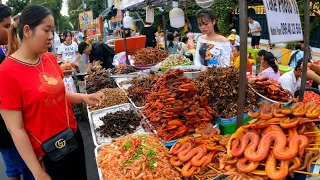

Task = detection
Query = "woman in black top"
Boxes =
[140,22,159,48]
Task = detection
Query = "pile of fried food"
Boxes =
[160,54,190,67]
[85,66,117,94]
[141,69,217,141]
[195,66,258,119]
[228,101,320,180]
[126,74,160,107]
[96,110,141,138]
[169,123,232,179]
[110,64,138,75]
[249,77,292,102]
[134,47,168,66]
[60,61,72,70]
[89,88,128,111]
[97,134,182,180]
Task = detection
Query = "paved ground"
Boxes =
[0,118,99,180]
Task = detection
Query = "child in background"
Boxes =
[167,32,179,55]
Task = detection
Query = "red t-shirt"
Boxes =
[0,53,77,157]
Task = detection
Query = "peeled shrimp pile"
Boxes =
[97,134,181,180]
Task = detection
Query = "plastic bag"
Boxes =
[63,76,77,93]
[112,52,134,66]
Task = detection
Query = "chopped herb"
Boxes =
[122,140,132,151]
[147,149,157,169]
[139,135,148,143]
[122,150,143,167]
[147,149,157,158]
[148,159,157,169]
[137,144,148,150]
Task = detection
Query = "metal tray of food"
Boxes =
[88,103,146,147]
[109,72,141,78]
[94,145,105,180]
[127,96,145,110]
[248,79,292,105]
[114,77,131,90]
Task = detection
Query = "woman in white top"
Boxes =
[57,30,80,65]
[194,9,232,67]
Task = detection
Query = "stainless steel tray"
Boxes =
[88,103,145,146]
[127,96,145,109]
[94,145,105,180]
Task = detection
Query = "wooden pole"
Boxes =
[236,0,248,129]
[299,0,310,101]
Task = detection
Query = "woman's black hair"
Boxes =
[263,52,278,73]
[295,43,302,50]
[181,36,188,44]
[63,30,72,38]
[167,32,174,48]
[0,4,12,23]
[258,49,267,57]
[234,45,240,52]
[196,9,219,33]
[8,5,52,56]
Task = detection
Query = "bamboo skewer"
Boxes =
[305,148,320,150]
[207,165,222,174]
[311,162,320,166]
[260,163,320,176]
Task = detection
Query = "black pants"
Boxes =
[43,128,87,180]
[251,36,261,46]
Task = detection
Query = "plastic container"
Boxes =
[252,64,256,77]
[215,112,249,125]
[160,61,191,72]
[218,116,252,135]
[169,1,185,28]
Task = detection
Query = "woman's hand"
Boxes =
[82,92,105,106]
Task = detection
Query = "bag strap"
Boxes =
[27,53,70,145]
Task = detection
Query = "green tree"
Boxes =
[6,0,29,15]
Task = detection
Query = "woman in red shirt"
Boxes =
[0,5,104,180]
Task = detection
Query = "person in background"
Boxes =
[258,52,280,81]
[228,29,240,43]
[228,34,239,48]
[0,4,35,180]
[258,49,267,61]
[299,41,312,60]
[158,30,165,49]
[231,45,255,70]
[78,41,115,71]
[2,5,105,180]
[140,22,159,48]
[121,27,131,38]
[248,17,262,49]
[288,44,304,68]
[57,30,80,67]
[194,8,231,67]
[178,36,188,55]
[174,33,181,42]
[59,33,64,43]
[174,30,180,37]
[278,58,304,95]
[186,31,195,49]
[167,32,179,55]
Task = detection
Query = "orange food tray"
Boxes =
[114,36,146,55]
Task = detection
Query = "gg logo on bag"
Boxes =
[55,139,66,149]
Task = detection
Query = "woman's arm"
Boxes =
[194,38,202,66]
[66,90,105,106]
[0,110,50,180]
[56,54,63,62]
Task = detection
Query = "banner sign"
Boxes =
[120,0,144,9]
[262,0,303,44]
[79,10,94,30]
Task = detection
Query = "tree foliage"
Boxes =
[6,0,29,15]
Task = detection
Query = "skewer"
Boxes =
[311,162,320,166]
[207,165,222,174]
[294,170,320,176]
[261,163,320,176]
[307,144,320,146]
[304,131,320,135]
[305,148,320,150]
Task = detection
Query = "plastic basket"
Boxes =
[218,116,252,135]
